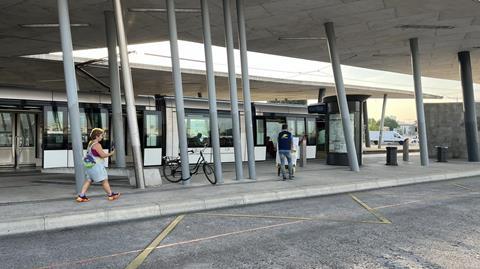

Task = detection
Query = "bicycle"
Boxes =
[162,145,216,185]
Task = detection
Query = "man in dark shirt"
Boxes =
[277,124,293,180]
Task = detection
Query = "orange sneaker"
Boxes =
[76,195,90,202]
[107,192,121,201]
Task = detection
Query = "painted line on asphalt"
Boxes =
[349,194,392,224]
[196,212,386,225]
[125,215,185,269]
[373,200,422,210]
[35,220,304,269]
[452,183,475,191]
[373,192,480,210]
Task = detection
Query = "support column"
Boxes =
[409,38,429,166]
[363,101,371,148]
[378,94,387,149]
[166,0,191,183]
[57,0,84,193]
[223,0,243,180]
[112,0,145,188]
[201,0,223,183]
[324,22,360,172]
[105,11,126,168]
[236,0,256,179]
[318,88,326,103]
[458,51,480,162]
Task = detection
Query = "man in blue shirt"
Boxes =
[278,124,294,180]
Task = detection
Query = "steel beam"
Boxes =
[458,51,480,162]
[223,0,243,180]
[201,0,223,183]
[166,0,191,183]
[324,22,360,172]
[378,94,387,149]
[112,0,145,187]
[57,0,85,193]
[104,11,126,168]
[236,0,256,179]
[409,38,429,166]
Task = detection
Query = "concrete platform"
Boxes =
[1,156,480,237]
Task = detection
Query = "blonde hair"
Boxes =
[89,128,104,141]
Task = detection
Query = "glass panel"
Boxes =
[0,113,13,147]
[45,109,66,150]
[296,118,305,137]
[145,114,162,147]
[256,119,264,145]
[218,116,233,147]
[69,109,108,148]
[186,113,209,147]
[287,118,296,135]
[266,120,283,145]
[18,114,35,147]
[328,113,354,153]
[307,118,317,145]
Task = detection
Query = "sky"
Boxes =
[32,40,479,123]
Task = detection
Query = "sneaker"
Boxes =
[289,175,295,180]
[76,195,90,203]
[107,192,121,201]
[282,176,287,181]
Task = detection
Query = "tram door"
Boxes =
[0,112,36,167]
[265,118,285,160]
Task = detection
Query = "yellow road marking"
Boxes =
[36,220,304,269]
[196,212,387,225]
[373,200,422,209]
[125,215,185,269]
[452,183,474,191]
[349,194,392,224]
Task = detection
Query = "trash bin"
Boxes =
[436,146,448,162]
[386,146,398,166]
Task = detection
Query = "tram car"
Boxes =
[0,88,320,169]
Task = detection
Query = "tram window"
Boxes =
[306,118,317,145]
[218,115,233,147]
[68,109,109,149]
[145,113,162,148]
[44,109,66,150]
[0,113,13,147]
[287,117,305,137]
[18,114,35,147]
[186,113,210,147]
[256,119,265,145]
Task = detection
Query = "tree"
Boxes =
[368,118,379,131]
[384,116,399,131]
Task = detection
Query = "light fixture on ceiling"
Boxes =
[128,8,200,13]
[278,36,326,41]
[395,24,455,30]
[19,23,90,28]
[372,53,410,57]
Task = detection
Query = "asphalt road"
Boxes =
[2,177,480,269]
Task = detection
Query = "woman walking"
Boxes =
[76,128,120,202]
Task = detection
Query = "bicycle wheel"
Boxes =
[202,163,216,185]
[162,159,183,183]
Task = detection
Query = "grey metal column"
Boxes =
[223,0,243,180]
[318,88,326,103]
[324,22,360,172]
[458,51,480,162]
[363,101,371,148]
[409,38,429,166]
[105,11,126,168]
[57,0,85,193]
[378,94,387,149]
[166,0,191,183]
[201,0,223,183]
[112,0,145,188]
[236,0,256,179]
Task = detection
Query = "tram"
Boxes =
[0,88,322,169]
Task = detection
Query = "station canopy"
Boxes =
[1,0,478,99]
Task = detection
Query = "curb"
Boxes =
[1,170,479,237]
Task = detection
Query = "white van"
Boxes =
[369,131,405,145]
